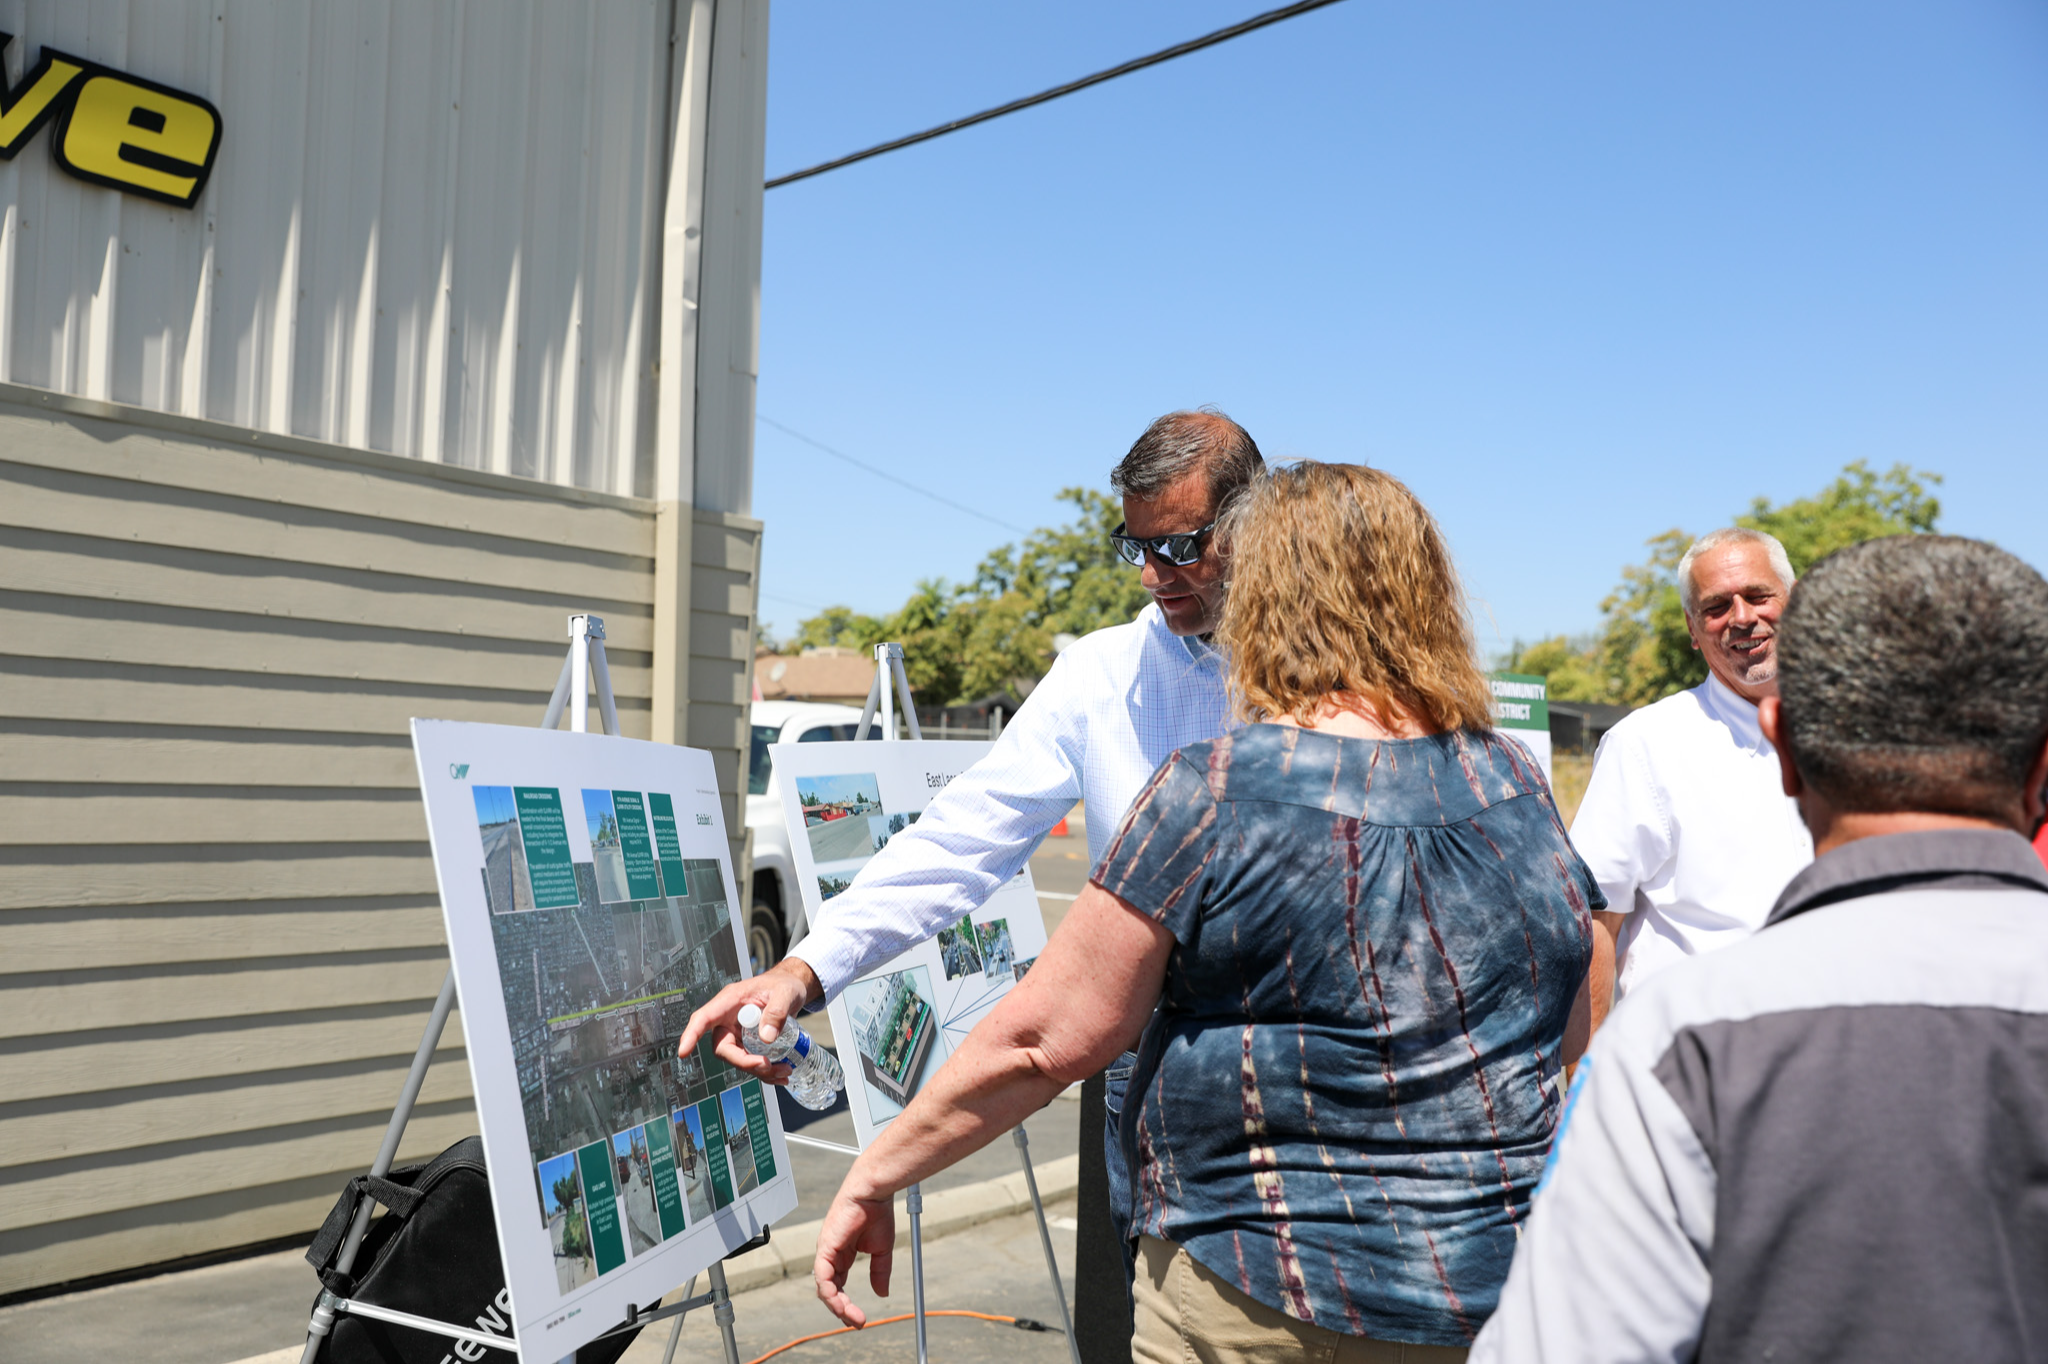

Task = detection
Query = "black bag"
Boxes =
[305,1136,640,1364]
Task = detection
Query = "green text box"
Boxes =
[647,793,688,898]
[697,1099,734,1209]
[575,1140,627,1275]
[611,790,665,901]
[513,788,582,909]
[1488,672,1550,732]
[643,1115,689,1238]
[741,1080,778,1183]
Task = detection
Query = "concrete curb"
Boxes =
[719,1153,1079,1294]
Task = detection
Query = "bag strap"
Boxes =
[305,1172,428,1293]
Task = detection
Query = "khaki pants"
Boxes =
[1131,1234,1470,1364]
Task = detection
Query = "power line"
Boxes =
[754,413,1032,535]
[764,0,1350,190]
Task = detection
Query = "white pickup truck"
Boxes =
[742,699,882,973]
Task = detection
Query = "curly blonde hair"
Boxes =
[1216,461,1494,733]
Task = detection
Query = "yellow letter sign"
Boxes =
[0,33,221,208]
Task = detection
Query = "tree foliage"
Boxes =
[784,489,1151,706]
[1508,461,1942,707]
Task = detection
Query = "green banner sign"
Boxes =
[610,790,665,901]
[647,792,688,898]
[513,787,582,909]
[741,1080,778,1183]
[1488,672,1550,733]
[575,1139,628,1275]
[697,1098,735,1209]
[643,1115,689,1238]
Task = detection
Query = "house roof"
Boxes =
[755,653,885,703]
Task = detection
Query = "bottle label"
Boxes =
[792,1032,811,1060]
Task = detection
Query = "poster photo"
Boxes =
[412,720,797,1362]
[769,739,1051,1149]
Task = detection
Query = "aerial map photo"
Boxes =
[470,785,778,1284]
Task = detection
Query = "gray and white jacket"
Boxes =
[1471,827,2048,1363]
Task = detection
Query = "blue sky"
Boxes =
[753,1,2048,655]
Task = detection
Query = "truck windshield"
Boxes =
[747,725,780,795]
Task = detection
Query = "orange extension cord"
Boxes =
[750,1308,1055,1363]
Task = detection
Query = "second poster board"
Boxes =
[768,739,1049,1149]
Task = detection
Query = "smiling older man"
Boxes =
[1571,527,1815,1032]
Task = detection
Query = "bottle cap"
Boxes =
[737,1004,762,1029]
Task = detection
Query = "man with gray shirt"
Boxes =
[1474,534,2048,1362]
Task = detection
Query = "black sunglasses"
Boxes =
[1110,520,1216,567]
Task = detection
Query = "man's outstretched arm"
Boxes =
[680,660,1087,1079]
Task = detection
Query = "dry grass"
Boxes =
[1550,753,1592,827]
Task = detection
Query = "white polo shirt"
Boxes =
[1571,672,1813,998]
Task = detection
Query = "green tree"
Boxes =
[1508,462,1943,707]
[1737,460,1941,573]
[786,605,885,654]
[789,488,1150,705]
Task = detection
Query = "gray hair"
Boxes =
[1109,408,1264,514]
[1678,527,1797,615]
[1778,535,2048,821]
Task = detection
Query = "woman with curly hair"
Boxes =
[814,461,1600,1361]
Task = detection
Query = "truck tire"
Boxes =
[747,903,786,975]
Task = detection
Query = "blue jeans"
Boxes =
[1103,1049,1138,1291]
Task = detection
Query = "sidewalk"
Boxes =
[635,1192,1078,1364]
[0,1093,1079,1363]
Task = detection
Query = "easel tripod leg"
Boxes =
[1015,1126,1082,1362]
[907,1182,929,1364]
[707,1263,741,1364]
[302,968,459,1362]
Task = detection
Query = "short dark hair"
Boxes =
[1109,408,1264,515]
[1779,535,2048,822]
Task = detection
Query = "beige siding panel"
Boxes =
[0,400,657,552]
[689,655,750,707]
[0,1012,466,1103]
[691,565,755,618]
[0,793,430,847]
[0,465,655,606]
[689,702,750,757]
[0,666,646,735]
[0,733,419,788]
[0,599,654,697]
[690,514,763,573]
[0,956,450,1038]
[0,1058,475,1168]
[690,610,752,663]
[5,902,448,971]
[0,1103,479,1237]
[0,846,434,912]
[0,533,657,652]
[0,1151,470,1299]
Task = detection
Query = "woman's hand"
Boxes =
[813,1187,897,1327]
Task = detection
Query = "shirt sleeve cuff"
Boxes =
[788,933,859,1006]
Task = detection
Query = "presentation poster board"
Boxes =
[412,721,797,1362]
[1490,672,1553,784]
[769,739,1049,1151]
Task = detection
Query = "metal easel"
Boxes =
[785,642,1080,1364]
[303,614,747,1364]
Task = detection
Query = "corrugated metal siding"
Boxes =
[0,0,672,499]
[0,384,697,1295]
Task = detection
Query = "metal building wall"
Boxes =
[0,0,724,502]
[0,0,769,1294]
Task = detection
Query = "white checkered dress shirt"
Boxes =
[791,603,1232,1000]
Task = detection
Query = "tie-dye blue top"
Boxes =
[1095,724,1601,1346]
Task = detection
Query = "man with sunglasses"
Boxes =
[679,409,1260,1323]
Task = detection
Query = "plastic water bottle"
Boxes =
[737,1003,845,1110]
